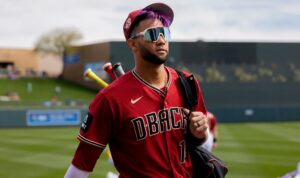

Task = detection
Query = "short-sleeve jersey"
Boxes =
[78,67,207,178]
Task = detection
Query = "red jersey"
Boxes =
[75,67,207,178]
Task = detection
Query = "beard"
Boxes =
[139,43,169,65]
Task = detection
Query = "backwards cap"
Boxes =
[123,3,174,40]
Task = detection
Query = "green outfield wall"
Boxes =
[201,82,300,107]
[208,106,300,123]
[0,106,299,128]
[201,82,300,122]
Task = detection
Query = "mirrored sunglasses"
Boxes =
[130,27,171,42]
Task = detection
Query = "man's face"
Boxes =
[132,19,169,65]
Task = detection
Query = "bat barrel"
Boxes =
[84,68,108,88]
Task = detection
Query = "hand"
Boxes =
[183,108,209,140]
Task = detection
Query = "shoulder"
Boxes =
[168,67,200,87]
[166,66,192,79]
[89,72,135,110]
[101,71,134,92]
[96,71,141,101]
[167,66,194,79]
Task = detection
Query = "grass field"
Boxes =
[0,78,97,108]
[0,122,299,178]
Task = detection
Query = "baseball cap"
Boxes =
[123,3,174,40]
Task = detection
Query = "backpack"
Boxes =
[176,70,228,178]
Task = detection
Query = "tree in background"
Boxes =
[34,28,82,56]
[33,28,82,77]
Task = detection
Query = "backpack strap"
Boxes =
[176,70,198,112]
[176,70,204,147]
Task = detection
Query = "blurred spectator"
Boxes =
[272,74,287,83]
[8,92,20,101]
[51,96,58,106]
[200,112,218,152]
[0,91,20,101]
[41,71,48,78]
[50,96,62,106]
[26,68,37,77]
[204,63,226,82]
[294,69,300,82]
[54,86,61,94]
[257,67,273,78]
[7,65,20,80]
[234,67,257,82]
[179,61,299,83]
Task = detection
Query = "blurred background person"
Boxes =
[201,111,218,152]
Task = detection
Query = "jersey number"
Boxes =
[179,140,187,163]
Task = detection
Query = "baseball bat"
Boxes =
[84,68,109,88]
[102,62,116,81]
[112,62,125,78]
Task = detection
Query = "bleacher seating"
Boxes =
[180,61,300,83]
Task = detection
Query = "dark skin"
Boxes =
[127,18,208,140]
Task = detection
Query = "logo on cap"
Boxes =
[125,17,132,30]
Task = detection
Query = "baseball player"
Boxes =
[65,3,209,178]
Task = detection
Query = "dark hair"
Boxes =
[128,10,171,38]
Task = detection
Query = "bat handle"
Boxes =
[112,62,125,78]
[103,62,116,81]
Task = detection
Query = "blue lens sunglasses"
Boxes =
[130,27,171,42]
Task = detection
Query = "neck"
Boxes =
[134,63,167,89]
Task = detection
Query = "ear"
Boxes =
[127,39,138,51]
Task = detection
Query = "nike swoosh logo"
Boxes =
[131,96,143,104]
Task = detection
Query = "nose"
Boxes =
[156,34,167,44]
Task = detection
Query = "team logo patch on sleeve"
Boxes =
[81,113,93,133]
